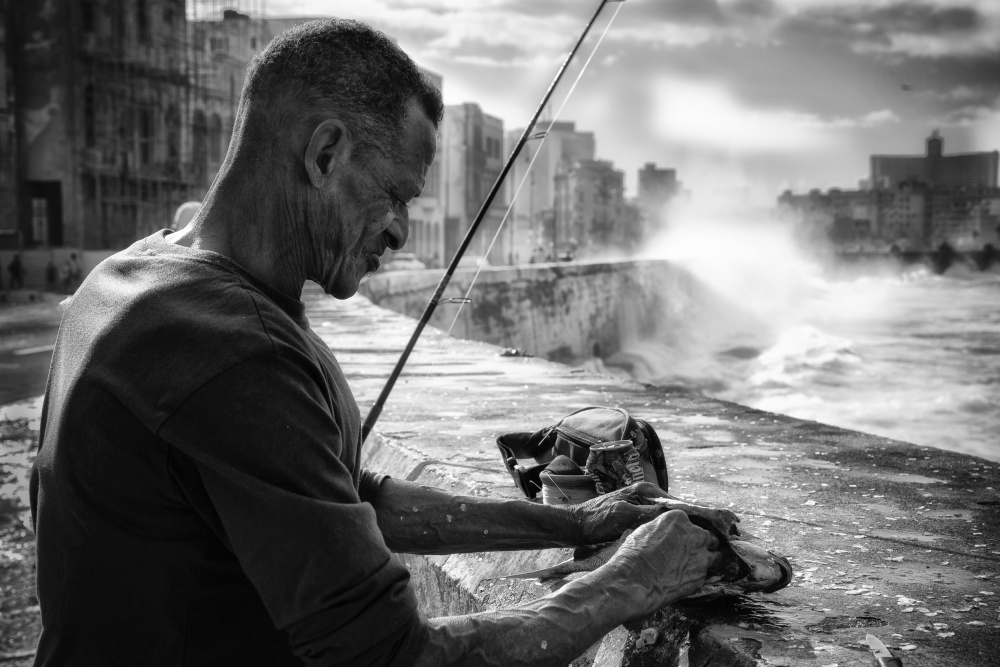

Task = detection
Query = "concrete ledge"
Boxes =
[358,259,754,365]
[306,285,1000,666]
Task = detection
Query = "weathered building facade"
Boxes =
[559,159,631,256]
[0,0,15,243]
[2,0,263,254]
[442,102,506,264]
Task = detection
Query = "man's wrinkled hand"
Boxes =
[572,482,673,544]
[602,510,721,612]
[650,498,740,539]
[572,482,740,545]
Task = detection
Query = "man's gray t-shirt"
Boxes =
[30,230,422,666]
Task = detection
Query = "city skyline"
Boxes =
[265,0,1000,203]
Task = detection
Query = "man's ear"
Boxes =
[304,119,351,189]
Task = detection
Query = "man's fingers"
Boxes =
[630,482,670,503]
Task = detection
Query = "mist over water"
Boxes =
[607,200,1000,463]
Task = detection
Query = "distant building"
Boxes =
[442,102,506,264]
[636,162,679,237]
[871,131,999,190]
[560,159,630,255]
[780,132,1000,252]
[505,120,595,261]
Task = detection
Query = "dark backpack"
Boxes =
[496,406,668,500]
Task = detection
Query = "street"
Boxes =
[0,302,62,406]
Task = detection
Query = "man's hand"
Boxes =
[572,482,740,544]
[601,509,721,613]
[650,497,741,539]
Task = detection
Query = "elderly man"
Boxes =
[30,19,731,667]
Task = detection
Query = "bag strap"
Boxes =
[637,418,669,492]
[496,430,554,499]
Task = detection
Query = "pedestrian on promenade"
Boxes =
[67,253,81,290]
[7,253,24,289]
[58,258,70,293]
[30,19,734,667]
[44,254,58,292]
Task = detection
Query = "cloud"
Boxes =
[774,2,1000,58]
[728,0,779,19]
[625,0,728,26]
[650,77,900,153]
[934,96,1000,150]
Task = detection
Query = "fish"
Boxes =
[501,531,631,583]
[685,540,794,599]
[500,532,793,598]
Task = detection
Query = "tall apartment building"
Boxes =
[442,102,506,264]
[637,162,678,236]
[505,120,595,261]
[561,159,630,255]
[2,0,263,253]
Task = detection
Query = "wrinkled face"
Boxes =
[310,100,437,299]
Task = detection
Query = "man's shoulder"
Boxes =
[85,234,275,341]
[61,233,314,428]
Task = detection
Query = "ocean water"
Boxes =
[607,212,1000,463]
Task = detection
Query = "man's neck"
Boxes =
[167,171,307,301]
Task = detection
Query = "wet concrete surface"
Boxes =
[1,285,998,665]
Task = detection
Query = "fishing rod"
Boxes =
[361,0,627,440]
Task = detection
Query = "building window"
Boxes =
[81,1,95,33]
[31,198,49,245]
[209,113,222,162]
[165,105,180,163]
[192,110,208,174]
[137,0,151,44]
[84,85,96,148]
[138,107,154,165]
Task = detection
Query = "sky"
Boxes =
[264,0,1000,203]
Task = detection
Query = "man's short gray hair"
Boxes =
[242,19,443,159]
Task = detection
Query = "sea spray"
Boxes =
[598,199,1000,462]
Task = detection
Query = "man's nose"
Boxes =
[384,214,408,251]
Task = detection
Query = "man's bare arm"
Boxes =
[371,477,738,554]
[412,511,718,667]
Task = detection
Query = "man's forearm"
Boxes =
[372,477,582,554]
[400,510,717,667]
[413,569,645,667]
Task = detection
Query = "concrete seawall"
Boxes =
[360,259,755,365]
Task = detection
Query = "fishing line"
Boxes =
[390,3,626,430]
[540,471,600,505]
[441,1,626,341]
[362,0,627,440]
